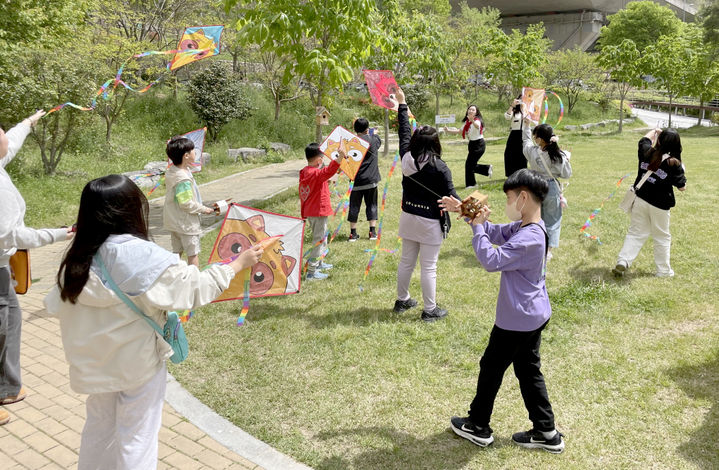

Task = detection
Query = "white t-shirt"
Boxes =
[466,119,484,141]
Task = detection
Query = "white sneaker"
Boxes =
[488,165,493,178]
[466,185,477,190]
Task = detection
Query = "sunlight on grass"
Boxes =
[169,130,719,469]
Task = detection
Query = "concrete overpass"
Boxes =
[459,0,698,50]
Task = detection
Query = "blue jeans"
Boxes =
[541,180,563,248]
[0,266,22,398]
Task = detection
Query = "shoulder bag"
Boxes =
[9,249,30,295]
[619,154,669,214]
[94,253,188,364]
[537,152,569,208]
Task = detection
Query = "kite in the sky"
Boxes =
[47,25,224,115]
[170,26,223,71]
[319,126,369,180]
[521,87,546,124]
[363,70,400,111]
[209,204,304,306]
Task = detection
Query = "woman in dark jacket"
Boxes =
[393,87,459,322]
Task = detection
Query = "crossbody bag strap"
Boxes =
[537,152,563,194]
[93,253,164,336]
[635,154,670,191]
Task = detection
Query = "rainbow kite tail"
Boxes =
[237,280,251,326]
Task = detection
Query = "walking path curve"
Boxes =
[0,159,313,470]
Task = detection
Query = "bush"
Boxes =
[187,62,252,140]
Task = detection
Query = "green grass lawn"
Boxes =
[172,128,719,469]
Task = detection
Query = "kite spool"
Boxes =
[460,191,489,220]
[214,199,229,216]
[542,91,565,127]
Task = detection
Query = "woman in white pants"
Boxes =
[613,128,686,277]
[45,175,263,470]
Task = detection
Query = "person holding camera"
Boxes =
[504,96,527,178]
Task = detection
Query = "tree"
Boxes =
[226,0,381,141]
[186,62,251,140]
[702,0,719,49]
[676,22,719,124]
[644,29,690,128]
[485,24,550,102]
[596,39,646,133]
[0,0,90,50]
[598,1,681,51]
[542,47,603,113]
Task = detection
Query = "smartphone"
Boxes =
[369,127,375,136]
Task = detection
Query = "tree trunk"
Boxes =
[435,90,440,116]
[274,95,281,121]
[383,108,389,157]
[699,100,705,126]
[668,94,673,128]
[619,93,624,133]
[315,77,325,142]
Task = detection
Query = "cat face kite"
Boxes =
[363,70,400,111]
[319,126,370,180]
[170,26,224,71]
[209,204,304,302]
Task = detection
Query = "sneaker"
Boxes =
[450,416,494,447]
[612,262,627,277]
[511,429,565,454]
[393,298,417,313]
[369,230,378,240]
[0,387,26,405]
[306,271,328,281]
[421,306,448,322]
[466,184,477,190]
[318,261,333,270]
[546,251,553,262]
[0,408,9,426]
[655,271,675,278]
[488,165,493,178]
[348,233,360,242]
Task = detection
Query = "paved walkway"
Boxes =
[1,159,311,470]
[631,107,716,129]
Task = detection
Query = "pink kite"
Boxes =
[363,70,400,111]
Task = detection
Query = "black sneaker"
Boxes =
[348,233,360,242]
[511,429,565,454]
[450,416,494,447]
[421,306,448,322]
[369,230,378,240]
[393,298,417,313]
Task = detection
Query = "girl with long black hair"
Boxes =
[522,121,572,259]
[613,128,686,277]
[503,96,527,177]
[45,175,262,469]
[444,104,492,188]
[394,87,459,322]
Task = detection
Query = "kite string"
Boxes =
[580,173,631,245]
[359,151,401,292]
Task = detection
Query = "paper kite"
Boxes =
[170,26,224,71]
[363,70,400,111]
[319,126,370,180]
[178,127,206,172]
[209,204,304,302]
[522,87,546,124]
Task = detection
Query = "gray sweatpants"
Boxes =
[0,266,22,398]
[396,239,442,312]
[306,216,328,273]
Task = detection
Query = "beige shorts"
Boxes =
[169,232,201,257]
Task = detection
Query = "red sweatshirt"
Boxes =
[299,159,341,218]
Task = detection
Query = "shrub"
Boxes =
[187,62,251,140]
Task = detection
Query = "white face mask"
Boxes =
[505,193,525,221]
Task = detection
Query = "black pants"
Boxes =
[465,139,490,187]
[468,321,555,431]
[504,129,527,177]
[348,187,378,223]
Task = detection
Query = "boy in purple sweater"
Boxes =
[440,169,564,453]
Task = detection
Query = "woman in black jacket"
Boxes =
[393,87,459,322]
[613,128,686,278]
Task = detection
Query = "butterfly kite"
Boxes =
[209,204,304,324]
[47,26,224,115]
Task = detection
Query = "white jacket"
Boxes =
[163,165,205,235]
[521,125,572,179]
[44,236,235,394]
[0,122,67,267]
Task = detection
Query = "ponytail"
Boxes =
[532,124,565,163]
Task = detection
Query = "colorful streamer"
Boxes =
[358,151,401,291]
[542,91,565,127]
[237,280,251,326]
[579,173,631,244]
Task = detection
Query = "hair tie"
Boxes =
[550,135,558,144]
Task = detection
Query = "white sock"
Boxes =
[541,430,557,439]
